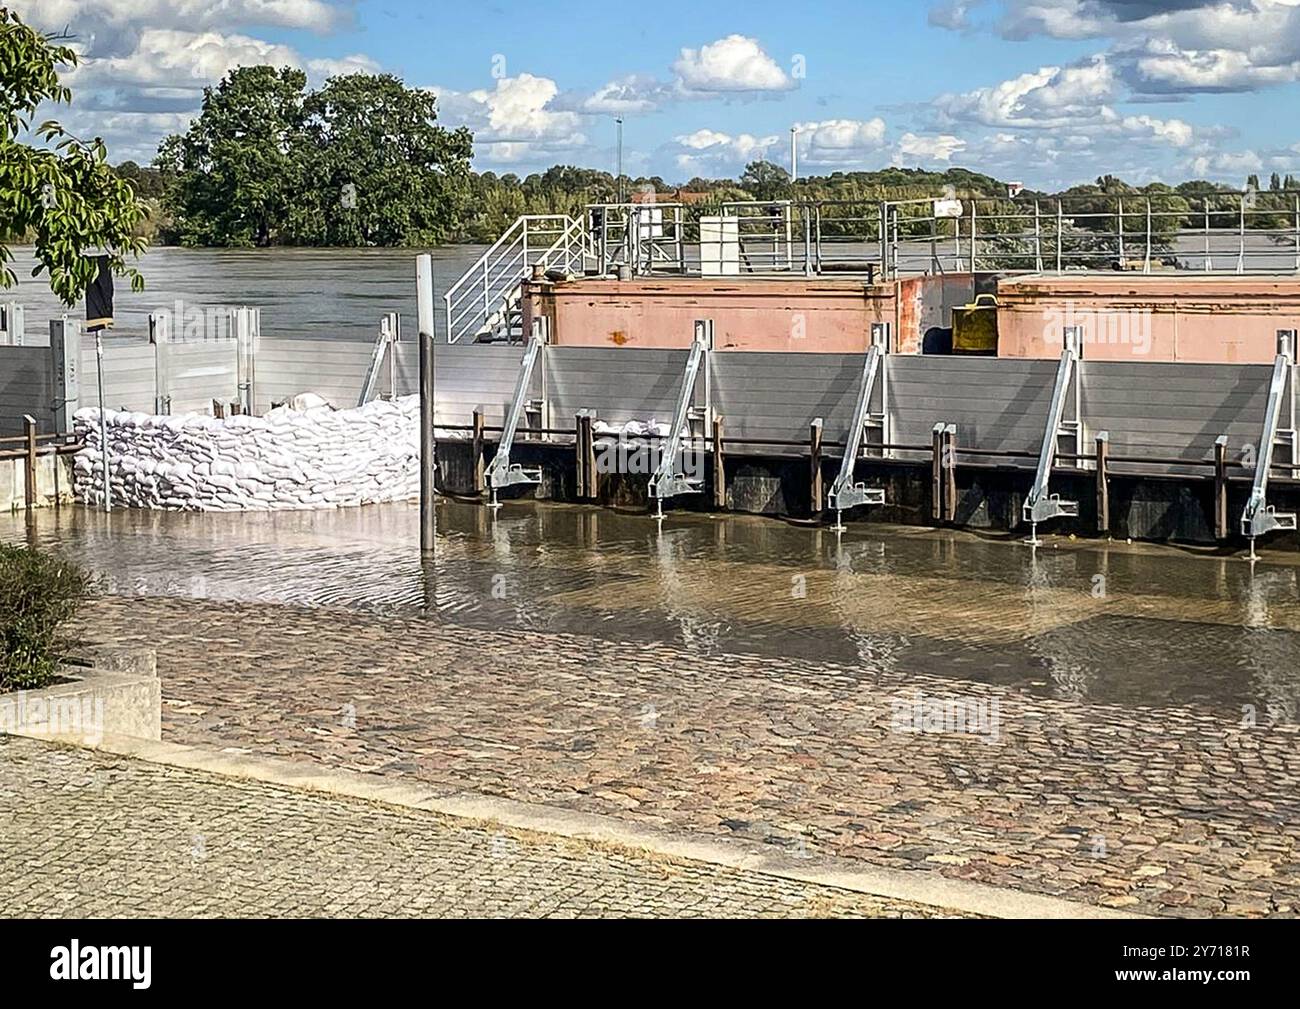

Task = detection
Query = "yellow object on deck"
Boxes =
[952,294,998,354]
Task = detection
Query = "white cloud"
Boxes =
[894,132,967,163]
[936,55,1118,127]
[66,28,375,95]
[671,127,780,173]
[672,34,794,93]
[11,0,347,54]
[1185,149,1266,178]
[793,118,888,165]
[433,74,588,163]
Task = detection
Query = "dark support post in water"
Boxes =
[417,253,436,554]
[712,414,726,509]
[931,423,944,523]
[809,418,823,513]
[23,414,36,510]
[1214,434,1229,541]
[471,408,485,493]
[1095,431,1110,535]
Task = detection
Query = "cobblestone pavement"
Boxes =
[73,596,1300,918]
[0,736,952,918]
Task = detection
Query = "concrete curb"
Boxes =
[35,730,1146,920]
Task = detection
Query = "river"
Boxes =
[4,244,489,344]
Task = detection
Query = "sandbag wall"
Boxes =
[72,396,420,510]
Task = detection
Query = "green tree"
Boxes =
[290,73,472,246]
[0,8,147,304]
[157,66,308,247]
[738,160,791,201]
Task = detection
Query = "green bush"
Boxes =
[0,544,90,691]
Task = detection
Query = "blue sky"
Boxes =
[19,1,1300,189]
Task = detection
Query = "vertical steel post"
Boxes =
[94,329,111,513]
[417,253,436,554]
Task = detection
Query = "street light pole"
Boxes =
[616,117,624,204]
[790,126,799,182]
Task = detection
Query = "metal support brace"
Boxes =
[1023,327,1082,545]
[649,320,712,517]
[1241,330,1298,558]
[485,318,547,507]
[358,312,400,406]
[826,323,890,530]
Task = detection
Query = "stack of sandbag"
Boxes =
[73,395,421,511]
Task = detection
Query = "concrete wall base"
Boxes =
[0,647,160,746]
[434,439,1297,548]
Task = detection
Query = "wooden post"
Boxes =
[23,415,37,510]
[943,423,957,523]
[472,408,485,493]
[585,415,599,499]
[1095,431,1110,535]
[212,399,225,419]
[809,418,824,513]
[931,422,944,523]
[1214,434,1229,541]
[712,414,726,509]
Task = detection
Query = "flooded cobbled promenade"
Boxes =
[5,500,1300,916]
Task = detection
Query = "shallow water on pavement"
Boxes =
[5,499,1300,714]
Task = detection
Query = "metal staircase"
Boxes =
[444,215,593,344]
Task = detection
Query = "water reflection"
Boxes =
[4,499,1299,712]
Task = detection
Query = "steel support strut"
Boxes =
[1023,327,1082,545]
[649,320,712,518]
[826,323,890,530]
[484,317,547,507]
[1241,330,1298,559]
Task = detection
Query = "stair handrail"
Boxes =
[444,214,577,343]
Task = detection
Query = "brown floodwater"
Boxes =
[4,499,1300,715]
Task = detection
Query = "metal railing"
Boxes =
[443,214,591,344]
[447,190,1300,327]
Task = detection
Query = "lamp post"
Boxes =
[616,117,624,204]
[790,126,799,182]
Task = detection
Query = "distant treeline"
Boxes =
[108,64,1300,248]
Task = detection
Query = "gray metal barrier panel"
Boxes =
[547,346,687,427]
[254,338,376,412]
[1080,360,1272,472]
[889,356,1059,460]
[0,346,54,435]
[79,340,156,415]
[390,341,530,427]
[164,341,239,414]
[710,352,862,451]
